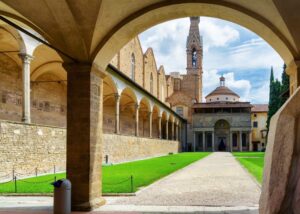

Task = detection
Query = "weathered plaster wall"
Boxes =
[0,54,66,127]
[102,133,180,164]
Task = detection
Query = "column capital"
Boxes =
[135,103,140,110]
[114,93,121,100]
[18,53,33,63]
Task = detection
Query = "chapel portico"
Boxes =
[192,76,252,152]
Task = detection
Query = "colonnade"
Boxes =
[193,130,251,152]
[112,91,181,140]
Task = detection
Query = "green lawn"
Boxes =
[0,152,210,193]
[232,152,265,183]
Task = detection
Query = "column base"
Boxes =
[72,197,106,211]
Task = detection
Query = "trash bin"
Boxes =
[51,179,71,214]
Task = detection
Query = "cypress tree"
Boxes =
[280,64,290,105]
[266,67,275,130]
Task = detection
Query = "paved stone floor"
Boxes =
[0,152,261,213]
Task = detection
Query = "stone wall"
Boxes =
[102,133,180,164]
[0,120,66,178]
[0,120,180,178]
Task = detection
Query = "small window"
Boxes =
[254,113,257,117]
[44,101,50,112]
[210,99,212,101]
[150,73,153,94]
[32,100,37,108]
[176,106,184,117]
[253,121,258,128]
[226,97,228,100]
[131,53,135,81]
[1,94,7,103]
[217,98,219,100]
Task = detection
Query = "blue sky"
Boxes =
[139,17,284,104]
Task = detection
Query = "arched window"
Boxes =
[192,48,197,68]
[161,85,164,101]
[131,53,135,80]
[150,73,153,94]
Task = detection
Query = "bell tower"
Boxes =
[186,17,203,102]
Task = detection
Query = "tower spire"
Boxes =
[185,17,203,102]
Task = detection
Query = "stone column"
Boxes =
[64,63,105,211]
[114,93,120,134]
[148,111,152,138]
[176,123,179,140]
[202,131,205,151]
[171,120,175,140]
[249,131,252,151]
[287,60,300,95]
[229,131,233,152]
[19,53,33,123]
[135,104,140,136]
[165,120,169,140]
[193,132,196,152]
[212,131,215,152]
[158,116,162,139]
[239,131,243,152]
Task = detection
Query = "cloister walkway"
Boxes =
[99,152,260,212]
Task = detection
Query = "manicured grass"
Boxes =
[0,152,210,193]
[232,152,265,183]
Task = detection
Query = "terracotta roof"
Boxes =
[192,102,252,108]
[205,86,240,98]
[251,104,269,112]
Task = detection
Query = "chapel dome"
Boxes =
[205,76,240,103]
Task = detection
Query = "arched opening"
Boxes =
[119,87,137,136]
[152,105,160,138]
[31,72,66,127]
[161,111,168,139]
[139,97,151,137]
[214,119,230,152]
[103,76,118,134]
[131,53,135,81]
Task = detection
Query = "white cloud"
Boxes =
[139,17,284,103]
[200,17,240,51]
[203,69,251,102]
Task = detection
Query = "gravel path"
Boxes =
[106,152,261,207]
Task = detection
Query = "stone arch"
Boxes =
[161,111,168,139]
[152,104,160,138]
[103,75,118,134]
[168,114,175,140]
[0,24,24,67]
[119,87,138,135]
[30,61,66,83]
[93,1,295,71]
[214,119,230,151]
[139,97,151,137]
[31,72,66,127]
